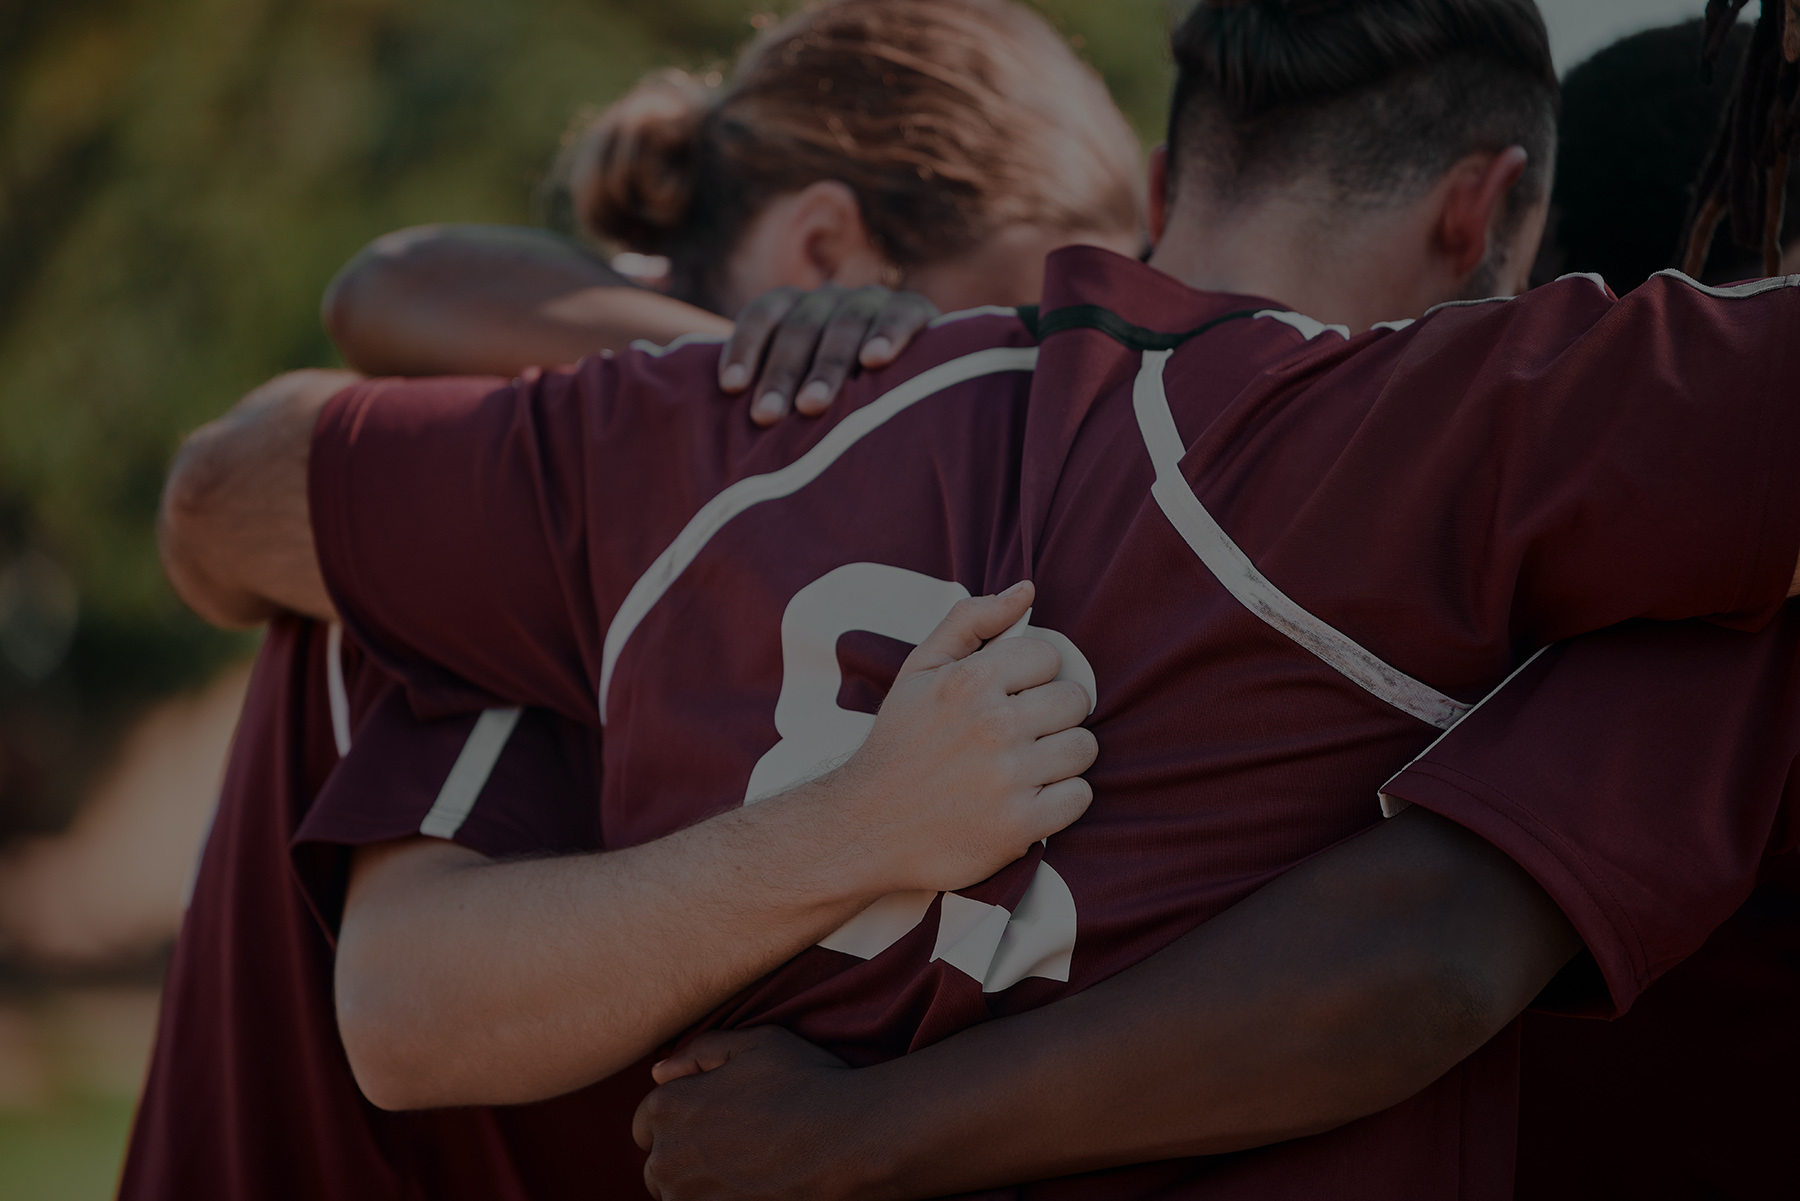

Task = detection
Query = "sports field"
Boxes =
[0,990,155,1201]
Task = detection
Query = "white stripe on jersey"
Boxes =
[598,345,1040,722]
[1252,309,1349,341]
[1377,644,1552,817]
[1131,348,1472,730]
[629,331,730,358]
[1650,268,1800,298]
[326,622,352,757]
[926,305,1024,328]
[418,708,523,840]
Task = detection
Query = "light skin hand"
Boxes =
[334,582,1098,1110]
[719,284,940,425]
[830,581,1096,894]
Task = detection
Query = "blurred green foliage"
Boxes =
[0,0,1176,836]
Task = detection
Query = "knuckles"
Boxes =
[742,286,802,321]
[972,706,1022,748]
[937,657,995,704]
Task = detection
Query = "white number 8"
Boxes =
[745,562,1092,992]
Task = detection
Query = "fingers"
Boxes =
[899,582,1034,676]
[726,285,939,425]
[632,1089,658,1152]
[1008,678,1095,740]
[1027,726,1100,787]
[747,285,845,425]
[859,291,939,369]
[651,1030,753,1084]
[650,1052,706,1086]
[795,287,889,415]
[964,634,1064,698]
[720,287,802,399]
[1028,775,1095,838]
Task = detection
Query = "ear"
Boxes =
[1147,144,1170,245]
[1435,146,1529,281]
[772,180,889,290]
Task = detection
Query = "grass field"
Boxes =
[0,989,155,1201]
[0,1095,133,1201]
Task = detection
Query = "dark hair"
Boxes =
[1543,20,1770,291]
[1678,0,1800,279]
[571,0,1142,310]
[1167,0,1558,222]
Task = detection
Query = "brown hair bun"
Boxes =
[570,70,713,255]
[569,0,1142,311]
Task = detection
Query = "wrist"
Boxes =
[743,768,901,910]
[822,1059,918,1201]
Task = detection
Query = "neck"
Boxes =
[1146,187,1460,334]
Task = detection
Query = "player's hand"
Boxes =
[718,284,939,426]
[827,580,1097,898]
[635,1027,873,1201]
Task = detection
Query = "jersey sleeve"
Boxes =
[1408,273,1800,638]
[1379,612,1800,1018]
[1248,272,1800,685]
[291,688,602,937]
[309,368,608,722]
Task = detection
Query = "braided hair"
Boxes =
[1680,0,1800,276]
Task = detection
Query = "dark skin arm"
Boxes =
[322,227,938,422]
[321,223,724,378]
[162,280,939,629]
[633,805,1584,1200]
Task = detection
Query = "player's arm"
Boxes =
[158,368,350,628]
[322,224,727,378]
[633,805,1581,1198]
[324,226,934,422]
[160,286,939,633]
[333,587,1099,1110]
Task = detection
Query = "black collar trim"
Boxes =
[1014,303,1261,350]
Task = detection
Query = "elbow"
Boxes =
[1408,954,1506,1063]
[336,967,457,1112]
[320,254,379,373]
[338,1014,429,1112]
[158,424,265,629]
[322,226,441,375]
[1346,949,1506,1103]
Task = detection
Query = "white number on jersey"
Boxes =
[745,562,1094,992]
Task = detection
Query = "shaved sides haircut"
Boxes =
[1168,0,1559,227]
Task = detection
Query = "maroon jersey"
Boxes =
[119,620,649,1201]
[308,246,1800,1199]
[1379,613,1800,1200]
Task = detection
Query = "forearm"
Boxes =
[849,809,1580,1196]
[340,588,1095,1111]
[337,776,885,1109]
[323,224,729,376]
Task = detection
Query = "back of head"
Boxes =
[1168,0,1558,225]
[572,0,1142,309]
[1547,19,1778,290]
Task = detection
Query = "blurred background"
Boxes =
[0,0,1729,1196]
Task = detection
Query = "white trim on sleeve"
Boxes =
[1649,269,1800,298]
[1377,644,1551,816]
[326,622,353,757]
[418,708,523,840]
